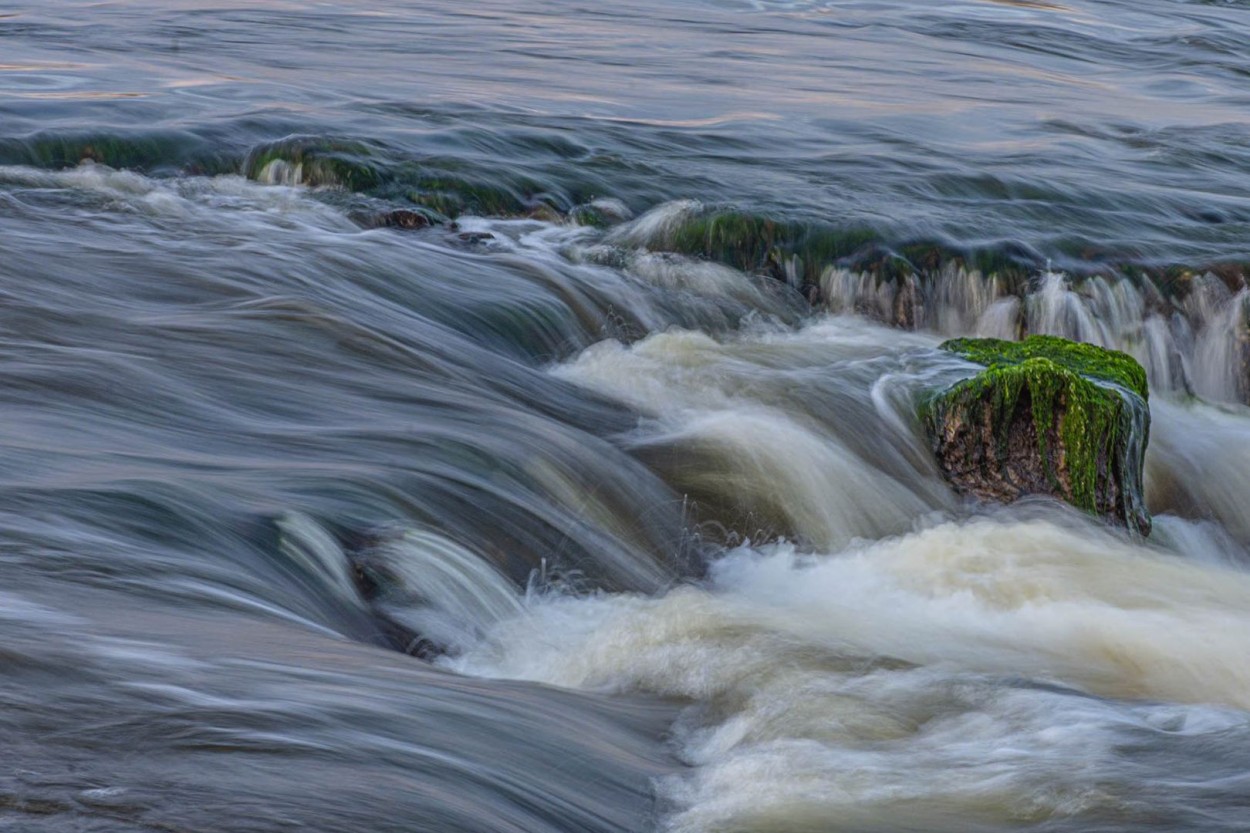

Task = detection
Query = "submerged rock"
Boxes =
[920,335,1151,534]
[893,274,923,330]
[353,208,437,230]
[378,208,434,229]
[569,198,633,228]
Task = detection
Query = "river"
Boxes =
[1,1,1249,831]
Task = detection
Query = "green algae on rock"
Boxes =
[244,137,383,190]
[921,335,1151,535]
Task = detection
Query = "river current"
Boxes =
[2,2,1249,831]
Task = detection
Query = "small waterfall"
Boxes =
[975,297,1022,339]
[1027,271,1118,346]
[1186,285,1250,403]
[930,263,1007,335]
[821,265,1249,404]
[578,199,1248,405]
[255,158,304,186]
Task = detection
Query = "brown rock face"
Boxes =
[929,382,1149,535]
[892,275,922,330]
[933,382,1063,501]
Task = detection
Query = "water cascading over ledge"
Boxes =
[602,201,1250,406]
[821,267,1250,407]
[210,154,1250,408]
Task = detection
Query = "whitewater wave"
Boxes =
[447,514,1250,832]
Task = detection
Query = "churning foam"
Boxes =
[447,514,1250,832]
[461,308,1250,828]
[552,318,954,549]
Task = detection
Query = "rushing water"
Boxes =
[2,1,1250,831]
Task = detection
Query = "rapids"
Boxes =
[2,1,1250,832]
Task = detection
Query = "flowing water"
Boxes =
[2,1,1250,831]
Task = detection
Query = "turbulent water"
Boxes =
[2,1,1250,831]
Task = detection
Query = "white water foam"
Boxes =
[553,318,953,549]
[447,515,1250,832]
[0,161,355,228]
[460,309,1250,832]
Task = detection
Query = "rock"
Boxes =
[892,274,922,330]
[351,208,437,230]
[377,209,433,229]
[453,231,496,245]
[920,335,1151,534]
[569,198,633,228]
[526,203,564,224]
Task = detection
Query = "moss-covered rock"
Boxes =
[1,130,221,173]
[920,335,1151,534]
[569,198,632,228]
[244,137,382,190]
